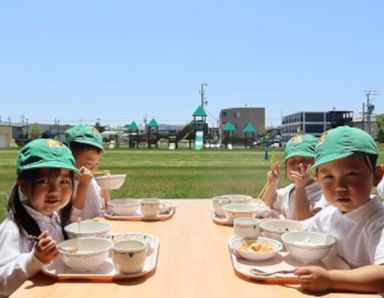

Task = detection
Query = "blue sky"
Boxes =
[1,0,383,128]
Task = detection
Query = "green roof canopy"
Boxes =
[128,121,139,131]
[223,121,235,131]
[148,118,158,127]
[243,123,256,133]
[192,106,207,117]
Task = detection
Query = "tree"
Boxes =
[29,123,42,139]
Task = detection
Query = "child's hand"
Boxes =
[290,163,312,189]
[267,161,280,185]
[295,266,332,292]
[78,166,93,184]
[33,231,59,264]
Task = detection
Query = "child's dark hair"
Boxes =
[364,154,378,171]
[7,168,74,239]
[68,142,103,157]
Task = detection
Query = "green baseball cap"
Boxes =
[284,134,318,161]
[64,125,103,150]
[17,139,78,175]
[311,126,378,169]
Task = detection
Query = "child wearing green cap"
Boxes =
[296,126,384,293]
[0,139,77,296]
[64,125,109,222]
[264,134,323,220]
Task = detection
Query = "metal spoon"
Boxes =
[27,235,39,243]
[250,268,295,276]
[60,246,79,253]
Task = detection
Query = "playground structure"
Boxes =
[119,106,209,150]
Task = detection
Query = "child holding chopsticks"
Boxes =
[0,139,77,296]
[263,134,324,220]
[64,125,109,222]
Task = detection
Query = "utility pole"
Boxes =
[199,84,208,108]
[364,90,377,135]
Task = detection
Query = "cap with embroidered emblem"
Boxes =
[284,134,318,161]
[64,125,103,150]
[17,139,78,174]
[311,126,378,169]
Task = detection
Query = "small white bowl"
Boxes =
[65,221,111,238]
[112,240,147,274]
[108,199,141,216]
[212,194,253,217]
[231,237,283,261]
[222,204,260,222]
[281,231,336,263]
[95,174,126,190]
[58,237,112,272]
[260,220,304,241]
[233,217,260,239]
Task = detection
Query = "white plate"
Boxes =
[230,236,283,261]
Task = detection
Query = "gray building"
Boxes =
[219,107,265,140]
[281,110,353,143]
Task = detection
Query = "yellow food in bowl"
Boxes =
[240,241,274,252]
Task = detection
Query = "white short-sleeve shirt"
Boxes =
[377,177,384,199]
[71,178,104,222]
[302,196,384,268]
[273,181,322,220]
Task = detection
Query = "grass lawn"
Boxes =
[0,148,288,222]
[1,146,383,223]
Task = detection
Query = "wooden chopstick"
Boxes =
[257,180,270,200]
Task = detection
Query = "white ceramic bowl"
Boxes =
[260,220,304,241]
[212,194,253,217]
[108,199,141,216]
[231,237,283,261]
[233,217,260,239]
[112,240,147,274]
[95,174,126,190]
[222,204,260,222]
[64,222,111,238]
[58,237,112,272]
[281,231,336,263]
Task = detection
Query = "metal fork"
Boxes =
[250,268,295,276]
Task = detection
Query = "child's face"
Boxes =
[316,154,380,213]
[20,169,73,216]
[286,156,314,180]
[74,148,102,172]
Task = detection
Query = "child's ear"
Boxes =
[17,180,27,195]
[373,165,384,187]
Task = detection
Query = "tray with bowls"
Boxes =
[104,199,176,221]
[228,234,349,283]
[42,233,159,281]
[211,197,271,226]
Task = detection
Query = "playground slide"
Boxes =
[176,121,194,143]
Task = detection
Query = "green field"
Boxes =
[1,146,384,223]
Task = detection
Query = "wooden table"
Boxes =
[12,199,380,298]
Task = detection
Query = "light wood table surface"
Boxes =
[11,199,381,298]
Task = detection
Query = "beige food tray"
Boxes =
[42,234,160,281]
[211,199,275,226]
[228,236,350,284]
[104,200,176,221]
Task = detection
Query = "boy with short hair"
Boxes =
[296,126,384,293]
[65,125,109,221]
[264,134,323,220]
